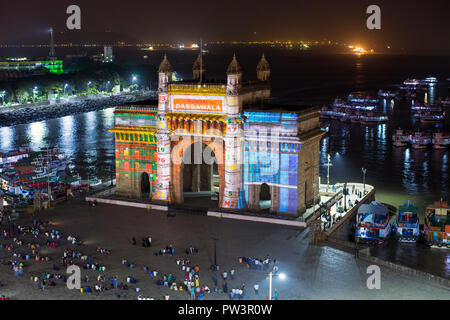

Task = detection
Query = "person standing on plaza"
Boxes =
[214,274,218,286]
[223,270,227,281]
[274,290,279,300]
[254,283,259,295]
[230,269,235,280]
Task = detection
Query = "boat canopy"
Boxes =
[358,203,388,216]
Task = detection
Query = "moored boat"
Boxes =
[355,201,392,244]
[392,129,411,147]
[394,202,420,242]
[359,114,388,125]
[424,201,450,248]
[411,132,432,149]
[378,90,396,98]
[432,133,450,149]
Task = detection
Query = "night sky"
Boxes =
[0,0,449,53]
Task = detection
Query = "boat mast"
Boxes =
[200,38,203,84]
[47,148,51,201]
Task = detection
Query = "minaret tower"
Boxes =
[256,53,270,81]
[192,54,206,82]
[154,55,173,202]
[222,54,244,209]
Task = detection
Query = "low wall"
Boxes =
[85,196,168,212]
[358,254,450,288]
[326,237,449,288]
[207,211,307,228]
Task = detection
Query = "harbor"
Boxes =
[1,49,449,301]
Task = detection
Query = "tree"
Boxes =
[16,89,30,104]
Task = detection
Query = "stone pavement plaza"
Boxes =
[0,200,449,300]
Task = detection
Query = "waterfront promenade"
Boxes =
[0,90,156,127]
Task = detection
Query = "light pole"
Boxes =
[344,182,347,212]
[32,87,38,102]
[132,75,138,91]
[63,84,69,97]
[211,237,219,270]
[0,91,5,105]
[362,168,367,195]
[268,272,285,300]
[324,154,332,194]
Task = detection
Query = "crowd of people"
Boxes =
[1,204,284,300]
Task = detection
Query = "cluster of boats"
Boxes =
[411,103,446,122]
[395,77,437,101]
[392,130,450,149]
[355,201,449,248]
[319,94,388,124]
[0,147,81,205]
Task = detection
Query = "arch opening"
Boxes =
[140,172,151,199]
[181,141,218,206]
[259,183,271,210]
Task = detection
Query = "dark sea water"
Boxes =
[1,46,449,216]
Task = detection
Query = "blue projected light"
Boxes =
[242,113,300,214]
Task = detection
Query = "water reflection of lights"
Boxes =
[377,124,387,140]
[0,126,13,150]
[85,111,98,146]
[442,153,448,189]
[28,121,47,148]
[102,108,115,128]
[404,148,410,162]
[59,116,75,153]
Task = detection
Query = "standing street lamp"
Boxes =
[324,154,332,195]
[0,91,6,105]
[362,168,367,195]
[63,84,69,97]
[211,237,219,271]
[131,75,138,91]
[268,272,286,300]
[343,182,348,212]
[32,86,38,102]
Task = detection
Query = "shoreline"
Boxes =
[0,90,157,127]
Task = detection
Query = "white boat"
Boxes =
[350,114,361,123]
[359,114,388,125]
[432,133,450,149]
[347,93,379,104]
[411,104,442,112]
[403,79,420,86]
[411,132,432,149]
[378,90,396,98]
[392,129,411,147]
[418,112,446,123]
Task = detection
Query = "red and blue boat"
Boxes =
[355,201,391,244]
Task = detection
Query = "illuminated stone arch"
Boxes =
[171,136,225,207]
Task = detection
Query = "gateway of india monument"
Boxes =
[109,54,324,217]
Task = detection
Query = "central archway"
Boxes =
[172,138,225,208]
